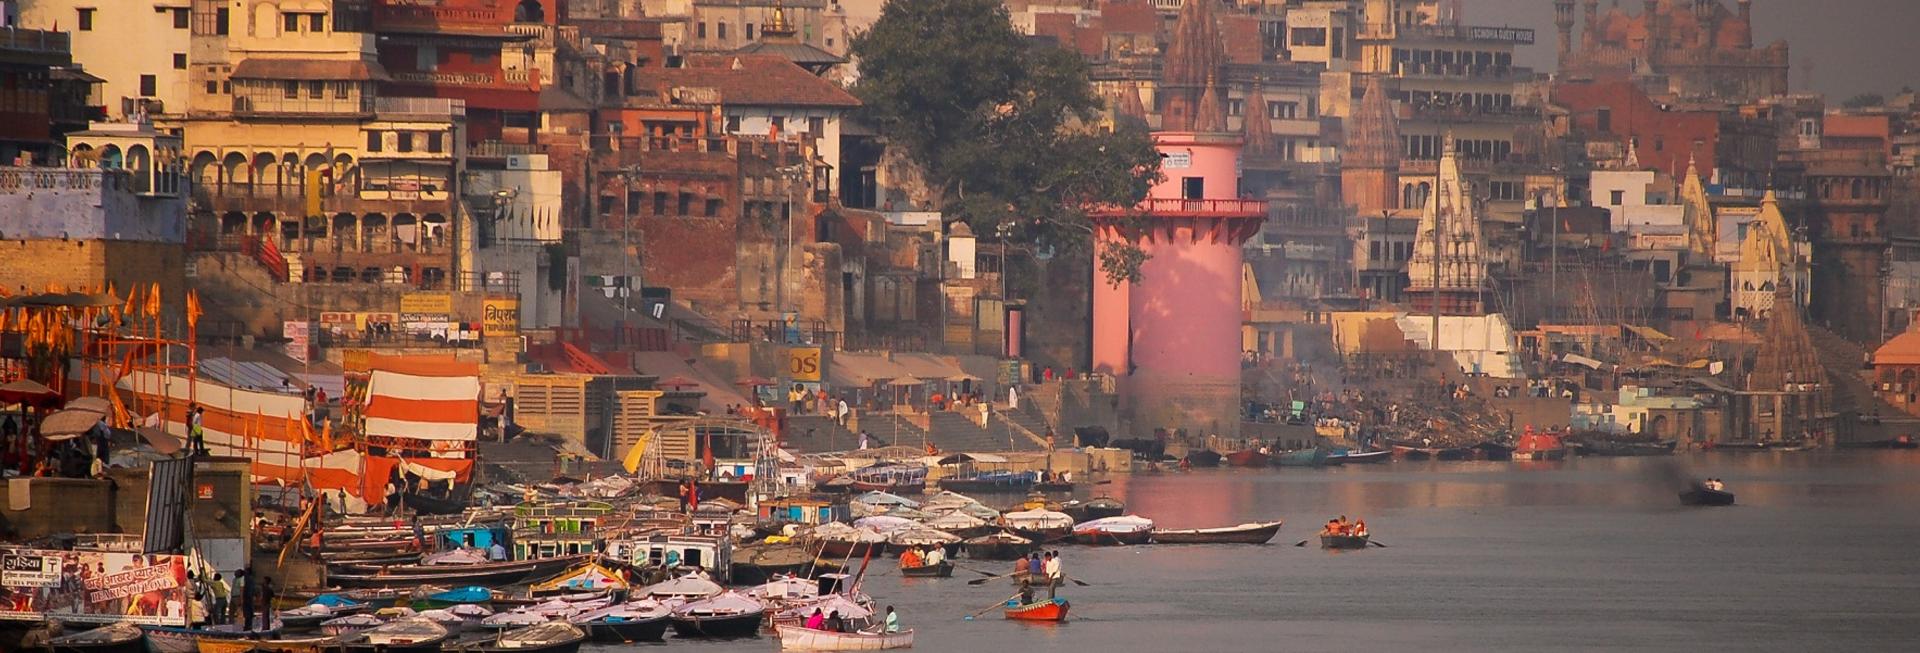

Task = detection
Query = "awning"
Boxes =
[827,353,913,388]
[39,408,104,440]
[936,452,1007,465]
[1561,353,1608,370]
[892,353,968,384]
[232,59,392,82]
[64,396,112,415]
[1622,324,1674,342]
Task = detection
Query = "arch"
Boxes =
[514,0,545,22]
[1759,281,1774,291]
[126,145,153,192]
[220,211,248,235]
[1899,368,1918,389]
[99,144,123,169]
[332,266,353,283]
[222,152,248,186]
[1415,181,1432,207]
[251,152,276,186]
[251,211,276,237]
[421,213,449,251]
[332,212,358,252]
[393,213,419,252]
[304,152,328,171]
[191,151,218,187]
[1647,414,1669,437]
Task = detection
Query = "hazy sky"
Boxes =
[843,0,1915,100]
[1441,0,1915,100]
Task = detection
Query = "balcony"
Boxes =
[0,28,71,66]
[505,23,582,50]
[1361,24,1536,45]
[374,2,512,28]
[373,96,467,118]
[1093,198,1269,218]
[390,69,538,91]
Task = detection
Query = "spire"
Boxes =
[764,0,797,40]
[1118,80,1147,120]
[1194,74,1225,133]
[1408,131,1487,298]
[1624,138,1640,169]
[1346,75,1401,170]
[1680,154,1716,260]
[1243,78,1275,156]
[1161,0,1223,131]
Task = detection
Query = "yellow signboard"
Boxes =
[483,297,520,334]
[788,347,822,382]
[400,291,452,315]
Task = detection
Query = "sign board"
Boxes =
[0,548,190,626]
[483,298,520,334]
[788,347,822,382]
[1164,151,1192,169]
[400,292,453,315]
[283,321,312,364]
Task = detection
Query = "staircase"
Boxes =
[856,413,928,450]
[994,404,1055,447]
[241,235,289,282]
[1806,325,1906,441]
[784,414,859,453]
[926,411,1039,453]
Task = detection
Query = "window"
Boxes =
[653,192,668,215]
[308,81,324,99]
[140,75,157,97]
[1610,190,1625,205]
[698,22,707,39]
[417,46,437,72]
[335,82,349,99]
[1268,101,1296,119]
[284,13,299,33]
[77,8,95,31]
[770,116,785,132]
[706,198,723,216]
[216,8,229,35]
[1370,241,1382,262]
[598,195,616,216]
[718,22,728,40]
[427,132,444,153]
[1307,97,1318,117]
[725,115,740,132]
[808,117,824,134]
[310,13,325,32]
[747,24,755,40]
[1181,177,1204,200]
[173,8,190,29]
[1226,99,1243,117]
[284,80,299,99]
[397,132,414,153]
[222,80,231,94]
[678,192,692,215]
[1289,27,1326,47]
[174,53,188,70]
[367,131,383,152]
[206,80,218,94]
[1595,107,1612,133]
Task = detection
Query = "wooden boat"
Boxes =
[668,591,766,638]
[961,532,1037,560]
[937,470,1036,493]
[316,550,423,566]
[329,554,591,588]
[898,560,953,578]
[400,490,468,516]
[1837,435,1918,449]
[1271,448,1331,467]
[571,600,673,643]
[1326,450,1391,465]
[1436,447,1475,461]
[731,543,832,586]
[1320,534,1371,549]
[142,621,284,653]
[1575,440,1677,456]
[1002,597,1069,622]
[1000,509,1074,543]
[195,636,336,653]
[846,463,928,494]
[1183,449,1222,467]
[339,617,449,653]
[319,614,386,638]
[451,621,586,653]
[49,622,144,653]
[1471,441,1515,461]
[1032,480,1075,492]
[1512,431,1567,461]
[1679,485,1736,506]
[774,624,915,651]
[1391,445,1439,460]
[1151,520,1282,544]
[419,585,496,607]
[1058,496,1124,523]
[1070,515,1154,546]
[1223,449,1268,468]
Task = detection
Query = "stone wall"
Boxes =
[0,239,185,308]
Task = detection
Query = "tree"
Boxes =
[852,0,1161,285]
[1841,93,1885,109]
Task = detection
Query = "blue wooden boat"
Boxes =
[938,470,1037,492]
[1326,449,1391,464]
[419,585,494,608]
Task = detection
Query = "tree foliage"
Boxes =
[1842,93,1885,109]
[852,0,1160,285]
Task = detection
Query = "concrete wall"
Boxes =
[1,477,118,539]
[0,167,187,242]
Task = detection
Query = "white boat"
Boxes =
[775,624,915,651]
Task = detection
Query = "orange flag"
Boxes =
[319,420,334,451]
[145,283,161,318]
[185,290,203,329]
[122,285,139,320]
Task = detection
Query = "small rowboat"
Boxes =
[48,622,144,653]
[774,624,915,651]
[1224,449,1269,468]
[1320,533,1371,549]
[668,591,766,639]
[143,621,284,653]
[572,600,673,643]
[450,621,587,653]
[1071,515,1153,546]
[961,532,1036,560]
[1679,485,1735,506]
[195,635,336,653]
[339,617,448,653]
[1003,597,1069,622]
[1271,448,1330,468]
[898,560,953,578]
[1151,520,1282,544]
[1326,450,1391,465]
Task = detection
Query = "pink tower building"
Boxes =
[1088,0,1264,437]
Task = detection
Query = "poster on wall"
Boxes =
[0,548,190,626]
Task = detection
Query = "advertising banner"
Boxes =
[483,298,520,335]
[0,548,190,626]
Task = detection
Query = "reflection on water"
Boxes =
[601,451,1920,652]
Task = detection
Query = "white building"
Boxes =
[15,0,193,119]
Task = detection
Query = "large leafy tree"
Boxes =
[852,0,1160,285]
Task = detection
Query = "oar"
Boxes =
[1294,539,1310,547]
[1062,574,1091,587]
[957,564,1001,578]
[967,571,1019,586]
[964,593,1022,620]
[1368,540,1389,548]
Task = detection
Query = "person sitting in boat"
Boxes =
[825,610,846,633]
[924,545,946,566]
[885,606,901,633]
[806,608,826,630]
[900,546,924,569]
[1353,519,1368,537]
[1322,518,1341,536]
[488,540,508,561]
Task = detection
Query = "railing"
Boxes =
[729,320,840,347]
[374,2,510,26]
[471,140,541,158]
[0,28,71,54]
[373,96,467,117]
[1126,198,1269,216]
[505,23,582,49]
[391,69,536,91]
[1362,24,1535,44]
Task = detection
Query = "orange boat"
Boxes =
[1513,429,1566,461]
[1004,597,1070,622]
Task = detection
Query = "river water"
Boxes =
[616,451,1920,652]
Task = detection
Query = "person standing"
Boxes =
[188,405,207,455]
[1044,550,1063,598]
[208,572,229,625]
[836,397,850,427]
[235,568,253,629]
[257,576,277,630]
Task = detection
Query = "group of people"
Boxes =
[1321,515,1368,537]
[1015,550,1066,602]
[1701,478,1728,491]
[899,544,946,569]
[802,605,902,634]
[192,567,276,630]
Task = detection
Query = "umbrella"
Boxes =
[133,426,184,455]
[656,375,702,389]
[38,408,105,441]
[65,396,113,415]
[735,375,775,386]
[888,376,927,387]
[0,380,62,408]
